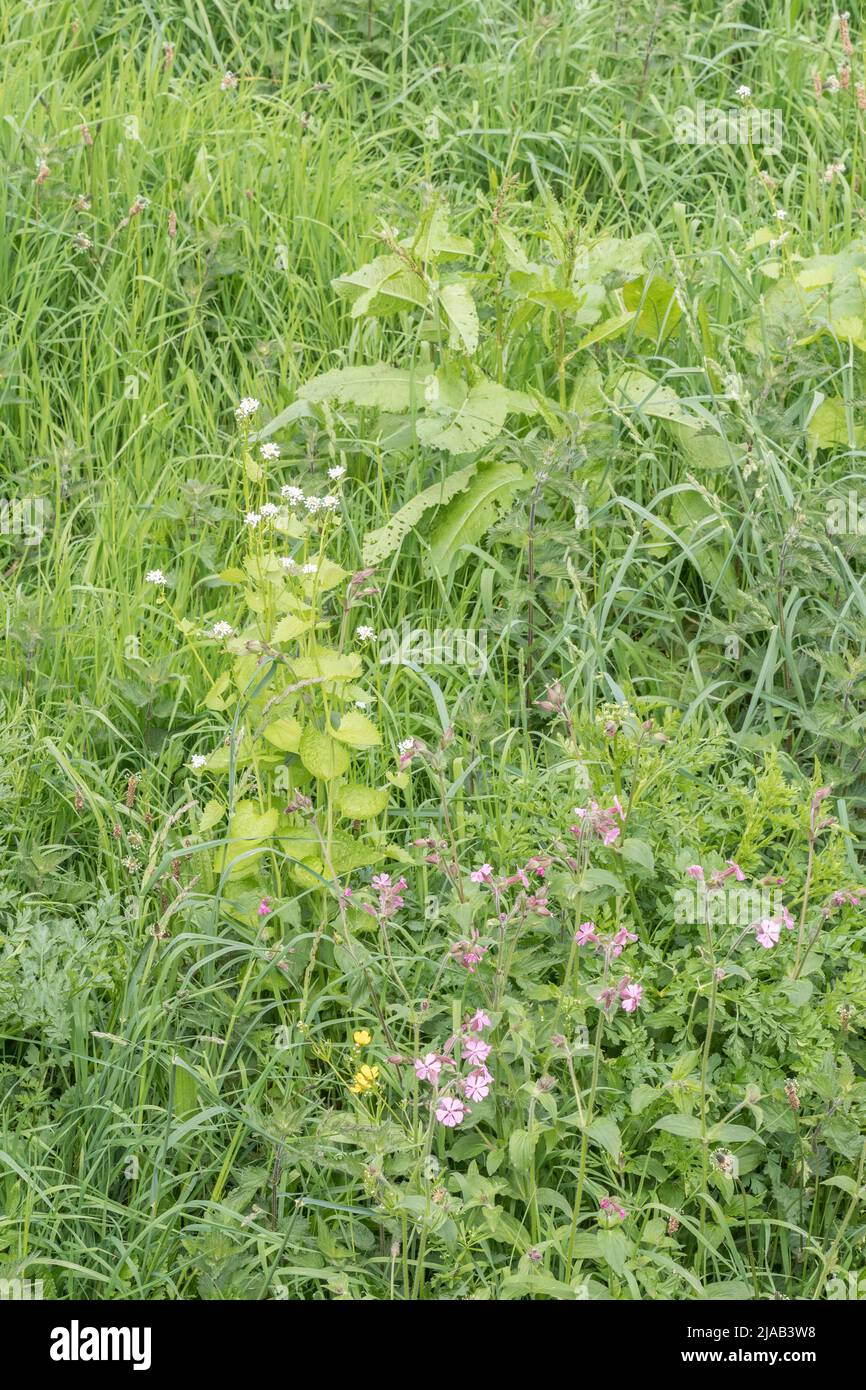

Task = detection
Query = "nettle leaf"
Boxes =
[262,717,303,753]
[198,799,225,834]
[329,710,381,748]
[299,726,350,780]
[361,463,479,566]
[439,281,480,354]
[586,232,654,286]
[332,255,427,317]
[215,801,279,879]
[298,365,418,412]
[203,671,232,712]
[416,378,536,455]
[337,784,390,818]
[427,461,529,573]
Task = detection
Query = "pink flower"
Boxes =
[414,1053,442,1084]
[598,985,618,1012]
[258,898,271,916]
[619,980,643,1013]
[462,1038,492,1066]
[727,860,746,882]
[610,925,638,957]
[451,927,486,973]
[468,1009,492,1032]
[778,903,795,929]
[463,1069,492,1102]
[570,799,624,847]
[600,1196,626,1220]
[470,863,494,884]
[755,918,781,949]
[574,921,599,946]
[436,1096,467,1127]
[685,865,704,881]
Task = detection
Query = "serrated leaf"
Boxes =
[416,378,535,455]
[332,255,427,318]
[271,615,312,644]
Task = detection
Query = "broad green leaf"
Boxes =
[427,461,529,573]
[332,255,427,318]
[622,274,682,341]
[329,710,381,748]
[198,799,225,834]
[298,365,417,412]
[299,726,350,780]
[807,397,866,451]
[416,378,535,455]
[291,647,363,685]
[271,615,311,644]
[336,784,390,818]
[262,717,303,753]
[362,463,479,566]
[653,1113,702,1138]
[440,281,479,354]
[587,1115,622,1162]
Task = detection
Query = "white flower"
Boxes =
[774,207,787,220]
[305,496,323,513]
[356,625,376,641]
[281,484,304,505]
[260,442,280,460]
[280,557,298,571]
[235,396,260,421]
[824,159,846,182]
[321,494,339,511]
[328,464,346,480]
[397,738,415,754]
[244,511,261,527]
[221,71,238,91]
[211,621,234,638]
[145,569,167,586]
[301,562,317,574]
[190,755,207,769]
[736,85,751,100]
[826,74,840,93]
[260,502,278,517]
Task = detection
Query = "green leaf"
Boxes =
[427,461,529,573]
[807,397,866,451]
[298,365,417,412]
[621,837,654,873]
[262,717,304,753]
[623,273,682,341]
[361,463,479,567]
[329,710,381,748]
[587,1115,622,1162]
[299,726,350,780]
[440,281,479,354]
[198,799,225,834]
[336,784,390,818]
[271,615,312,644]
[291,646,363,685]
[416,378,535,455]
[332,255,427,318]
[508,1128,537,1172]
[653,1113,702,1138]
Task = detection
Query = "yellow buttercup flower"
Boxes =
[353,1029,372,1047]
[348,1063,379,1095]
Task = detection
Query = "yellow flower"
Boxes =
[353,1029,372,1047]
[348,1063,379,1095]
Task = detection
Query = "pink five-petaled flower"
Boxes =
[414,1053,442,1084]
[618,979,643,1013]
[462,1037,492,1066]
[258,898,271,916]
[755,918,781,949]
[470,863,494,884]
[610,925,638,957]
[574,920,599,946]
[468,1009,492,1032]
[436,1096,467,1127]
[685,865,704,881]
[463,1068,492,1102]
[600,1196,627,1220]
